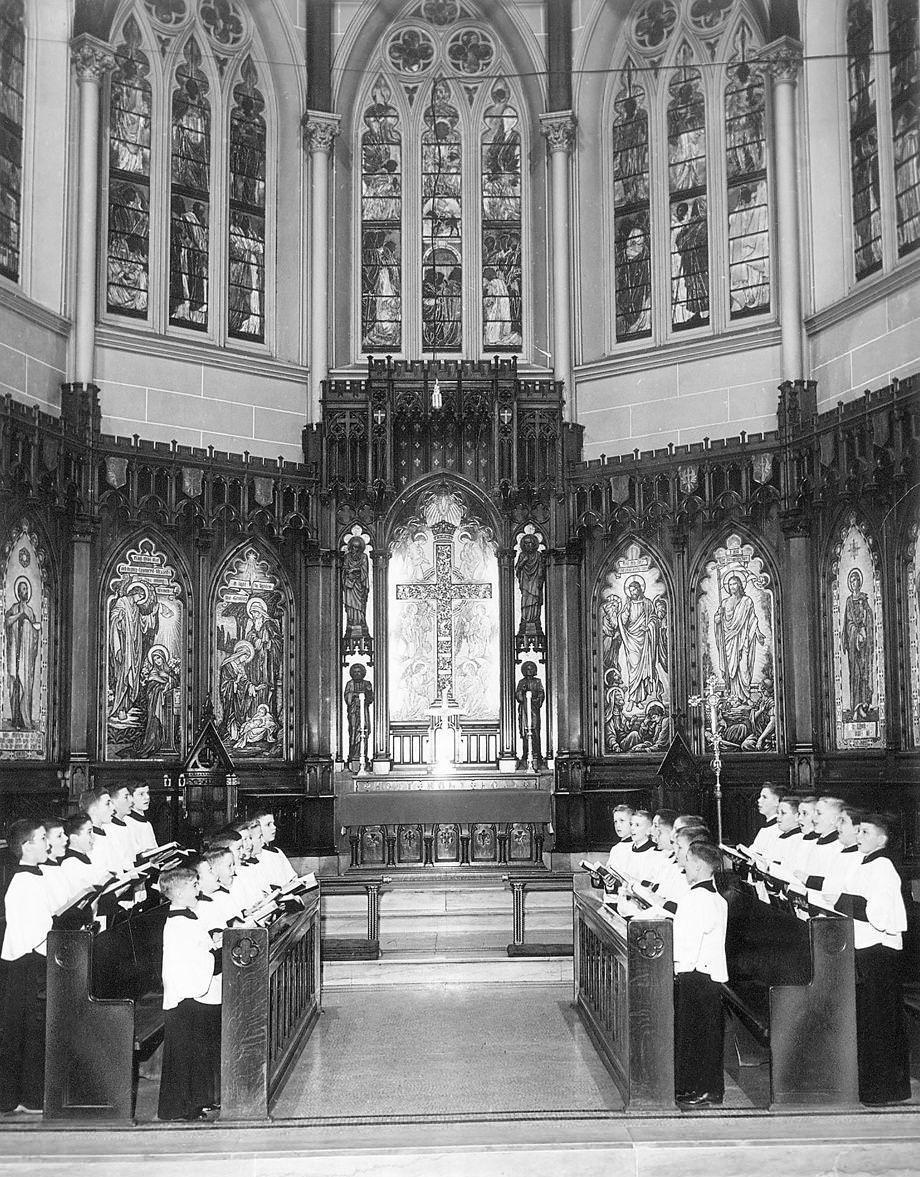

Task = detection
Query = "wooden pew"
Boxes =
[220,888,321,1120]
[573,875,675,1111]
[722,862,859,1107]
[44,901,169,1122]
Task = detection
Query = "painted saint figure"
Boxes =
[714,573,764,701]
[218,639,257,744]
[109,580,160,719]
[342,536,371,650]
[842,567,874,719]
[4,577,40,729]
[136,646,179,756]
[515,534,545,647]
[345,663,374,771]
[515,661,546,770]
[242,596,282,713]
[615,576,662,710]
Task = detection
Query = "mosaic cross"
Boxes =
[395,521,492,699]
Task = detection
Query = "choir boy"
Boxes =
[60,813,111,900]
[0,819,52,1113]
[746,783,783,858]
[254,809,297,889]
[651,809,678,852]
[763,795,806,878]
[157,866,222,1121]
[606,804,635,874]
[795,796,844,889]
[106,784,138,870]
[126,782,158,857]
[809,803,863,900]
[652,813,689,911]
[797,796,819,842]
[622,810,666,888]
[204,847,243,926]
[39,816,71,914]
[79,788,120,875]
[671,842,728,1106]
[208,831,261,915]
[831,814,910,1105]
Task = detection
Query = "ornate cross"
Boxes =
[395,521,492,699]
[688,674,726,845]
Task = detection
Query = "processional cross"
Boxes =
[395,520,493,704]
[688,674,726,845]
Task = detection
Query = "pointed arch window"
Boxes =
[356,3,527,359]
[612,65,651,341]
[609,2,772,348]
[845,0,919,280]
[107,16,152,316]
[104,1,271,346]
[0,0,25,283]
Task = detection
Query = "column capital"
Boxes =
[758,36,804,85]
[71,33,115,82]
[539,110,577,154]
[302,109,341,154]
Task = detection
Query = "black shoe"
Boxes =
[679,1091,723,1106]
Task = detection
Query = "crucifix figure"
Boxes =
[395,520,493,703]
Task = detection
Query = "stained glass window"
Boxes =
[668,49,709,330]
[612,66,651,341]
[228,57,265,342]
[361,78,402,351]
[847,1,883,279]
[725,36,770,319]
[481,78,522,350]
[421,79,462,352]
[0,0,24,283]
[169,38,210,330]
[889,0,920,257]
[107,18,152,317]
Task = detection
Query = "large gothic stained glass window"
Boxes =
[228,57,266,342]
[847,1,883,279]
[889,0,920,257]
[480,78,522,349]
[612,65,651,341]
[169,39,210,329]
[421,79,462,352]
[725,29,769,319]
[361,79,402,351]
[0,0,24,283]
[668,48,709,330]
[107,17,152,317]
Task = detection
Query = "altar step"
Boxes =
[320,878,573,989]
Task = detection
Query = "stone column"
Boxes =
[761,37,804,383]
[497,549,517,772]
[371,549,391,773]
[302,111,341,423]
[539,111,577,422]
[71,35,115,386]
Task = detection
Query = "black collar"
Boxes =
[167,908,198,920]
[861,848,890,865]
[779,829,801,840]
[65,850,92,865]
[841,844,860,854]
[92,826,107,837]
[42,858,63,867]
[16,864,42,876]
[817,832,838,846]
[263,845,280,855]
[803,831,819,840]
[111,817,126,827]
[127,812,148,823]
[215,885,230,894]
[197,893,214,902]
[631,840,655,853]
[692,878,717,892]
[763,816,777,826]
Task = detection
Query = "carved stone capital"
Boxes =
[758,36,803,85]
[71,34,116,82]
[302,110,341,154]
[539,110,577,155]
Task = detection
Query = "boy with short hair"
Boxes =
[622,809,666,888]
[39,816,71,913]
[795,796,845,889]
[125,781,158,857]
[763,795,805,877]
[606,804,635,875]
[747,783,784,857]
[79,787,120,875]
[671,841,728,1106]
[253,809,297,888]
[204,847,242,926]
[0,819,52,1113]
[106,784,137,870]
[157,865,222,1121]
[60,812,111,900]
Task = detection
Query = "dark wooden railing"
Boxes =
[573,877,675,1111]
[503,869,573,956]
[220,891,321,1120]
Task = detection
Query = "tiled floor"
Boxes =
[271,983,624,1118]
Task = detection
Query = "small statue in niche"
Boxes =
[515,533,546,651]
[515,661,547,770]
[344,662,374,772]
[342,535,371,656]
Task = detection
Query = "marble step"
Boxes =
[322,947,574,989]
[321,884,572,916]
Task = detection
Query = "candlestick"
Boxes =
[688,675,726,845]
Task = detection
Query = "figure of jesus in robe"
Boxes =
[615,576,662,711]
[4,578,40,729]
[109,581,159,719]
[842,567,874,719]
[714,573,764,701]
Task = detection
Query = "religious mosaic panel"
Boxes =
[389,488,499,723]
[104,538,185,760]
[905,524,920,747]
[107,16,152,317]
[612,64,651,341]
[668,46,709,330]
[480,78,522,349]
[847,0,883,279]
[228,57,266,342]
[830,516,886,748]
[361,78,402,351]
[600,542,671,755]
[169,38,211,329]
[697,533,779,753]
[421,80,462,351]
[213,546,287,759]
[0,522,50,760]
